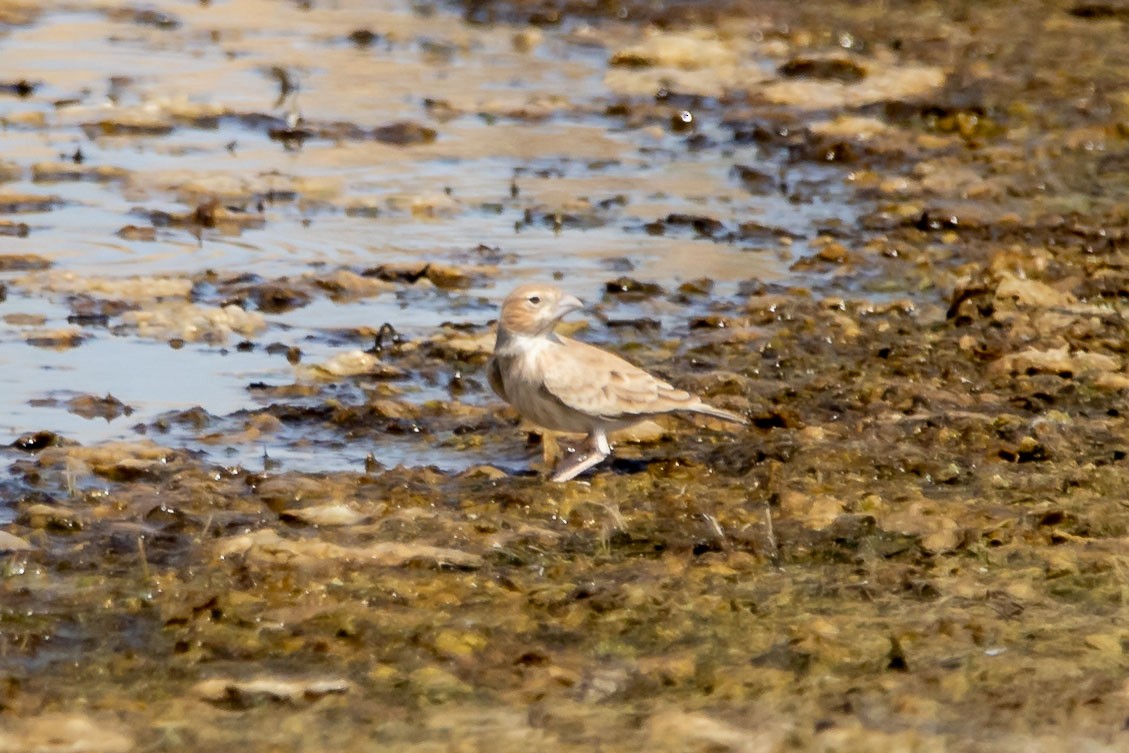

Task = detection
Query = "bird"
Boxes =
[487,283,747,482]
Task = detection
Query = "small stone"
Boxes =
[0,530,35,551]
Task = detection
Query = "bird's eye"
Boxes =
[528,296,541,305]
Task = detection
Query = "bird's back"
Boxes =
[543,336,725,421]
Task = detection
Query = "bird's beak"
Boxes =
[554,294,584,319]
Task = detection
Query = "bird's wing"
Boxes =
[486,356,508,402]
[540,337,703,419]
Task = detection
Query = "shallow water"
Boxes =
[0,0,854,488]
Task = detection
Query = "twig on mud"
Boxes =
[701,512,728,550]
[137,535,151,582]
[197,513,214,544]
[763,502,779,567]
[577,499,626,556]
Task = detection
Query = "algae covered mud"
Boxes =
[3,0,1129,750]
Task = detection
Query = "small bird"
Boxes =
[487,283,747,482]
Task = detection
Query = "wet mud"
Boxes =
[3,0,1129,750]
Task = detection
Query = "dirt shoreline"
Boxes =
[3,0,1129,750]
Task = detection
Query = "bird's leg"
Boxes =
[539,432,562,467]
[593,430,611,456]
[551,429,611,482]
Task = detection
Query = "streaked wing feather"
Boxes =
[541,338,701,419]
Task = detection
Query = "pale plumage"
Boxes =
[487,283,746,481]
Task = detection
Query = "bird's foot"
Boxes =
[551,450,609,483]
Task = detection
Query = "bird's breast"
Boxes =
[494,338,594,433]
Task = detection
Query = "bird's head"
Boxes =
[497,284,584,337]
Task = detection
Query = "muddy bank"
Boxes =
[3,0,1129,750]
[4,254,1129,750]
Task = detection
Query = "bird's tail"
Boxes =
[691,402,748,425]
